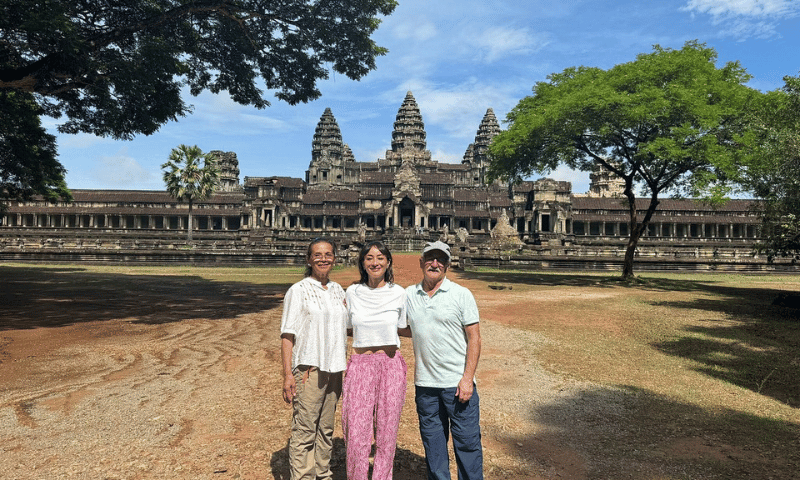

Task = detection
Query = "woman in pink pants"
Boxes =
[342,241,408,480]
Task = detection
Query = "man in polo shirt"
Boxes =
[405,240,483,480]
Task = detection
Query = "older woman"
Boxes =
[280,238,348,480]
[341,240,408,480]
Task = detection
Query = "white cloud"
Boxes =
[683,0,799,18]
[56,132,113,150]
[719,19,781,39]
[430,147,463,165]
[91,149,160,189]
[391,19,438,42]
[468,27,550,63]
[681,0,800,39]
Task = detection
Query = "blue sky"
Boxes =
[45,0,800,195]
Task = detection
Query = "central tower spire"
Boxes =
[388,91,431,165]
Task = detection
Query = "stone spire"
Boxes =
[462,108,502,186]
[208,150,240,192]
[391,91,427,154]
[311,107,344,165]
[343,144,355,163]
[587,161,625,198]
[471,108,501,167]
[462,143,475,164]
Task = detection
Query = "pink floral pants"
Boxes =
[341,351,407,480]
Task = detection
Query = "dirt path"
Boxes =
[1,256,588,479]
[0,256,721,479]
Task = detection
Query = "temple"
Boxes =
[0,92,777,270]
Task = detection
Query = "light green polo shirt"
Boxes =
[405,278,480,388]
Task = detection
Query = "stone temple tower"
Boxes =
[208,150,241,192]
[462,108,502,185]
[587,161,625,198]
[306,107,354,186]
[386,91,432,166]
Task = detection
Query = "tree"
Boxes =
[489,41,757,279]
[741,75,800,261]
[0,0,397,201]
[0,90,71,207]
[162,145,220,242]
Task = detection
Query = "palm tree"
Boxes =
[162,145,220,242]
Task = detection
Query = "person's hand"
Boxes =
[282,375,297,404]
[455,377,473,403]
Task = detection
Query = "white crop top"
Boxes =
[345,283,407,348]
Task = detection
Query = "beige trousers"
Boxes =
[289,366,343,480]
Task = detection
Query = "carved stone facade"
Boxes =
[210,150,242,193]
[1,92,766,264]
[249,91,517,236]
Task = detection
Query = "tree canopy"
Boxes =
[489,41,758,278]
[0,90,71,206]
[0,0,396,202]
[741,74,800,261]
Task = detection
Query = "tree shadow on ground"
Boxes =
[459,268,799,408]
[457,269,736,291]
[457,270,627,288]
[0,265,291,331]
[498,384,799,479]
[270,438,426,480]
[649,283,800,408]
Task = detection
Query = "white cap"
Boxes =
[422,241,451,262]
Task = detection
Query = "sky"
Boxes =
[44,0,800,195]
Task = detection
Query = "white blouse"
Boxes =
[345,283,407,348]
[280,276,348,373]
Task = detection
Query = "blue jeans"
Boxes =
[415,385,483,480]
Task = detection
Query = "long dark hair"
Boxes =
[304,237,336,277]
[357,240,394,285]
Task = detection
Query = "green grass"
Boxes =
[462,267,800,477]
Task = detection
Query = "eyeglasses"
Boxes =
[423,255,449,265]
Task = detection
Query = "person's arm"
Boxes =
[281,333,296,403]
[456,322,481,403]
[398,288,411,337]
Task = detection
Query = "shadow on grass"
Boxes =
[270,438,426,480]
[0,265,292,331]
[500,384,799,479]
[650,284,800,408]
[458,268,731,292]
[461,268,799,408]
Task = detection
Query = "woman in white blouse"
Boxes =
[280,238,348,480]
[342,240,408,480]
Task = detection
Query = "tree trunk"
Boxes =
[622,228,644,279]
[622,191,661,280]
[187,200,193,242]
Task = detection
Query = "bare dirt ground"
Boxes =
[1,257,796,479]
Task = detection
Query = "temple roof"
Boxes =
[572,197,760,213]
[311,107,345,164]
[391,91,427,155]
